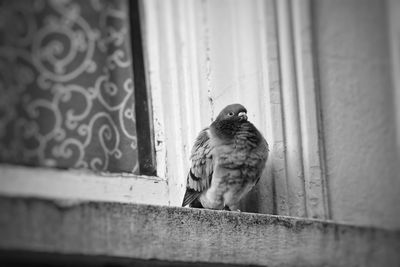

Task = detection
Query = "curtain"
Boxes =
[0,0,140,173]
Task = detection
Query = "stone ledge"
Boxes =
[0,196,399,266]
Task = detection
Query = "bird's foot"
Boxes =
[223,205,241,212]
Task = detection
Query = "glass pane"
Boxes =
[0,0,142,173]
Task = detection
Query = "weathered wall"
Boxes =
[0,196,399,266]
[315,0,400,229]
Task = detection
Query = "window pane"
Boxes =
[0,0,145,173]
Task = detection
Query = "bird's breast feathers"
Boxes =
[210,123,268,178]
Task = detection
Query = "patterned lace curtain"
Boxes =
[0,0,140,173]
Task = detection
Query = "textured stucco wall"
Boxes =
[315,0,400,229]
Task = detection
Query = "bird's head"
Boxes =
[215,103,248,122]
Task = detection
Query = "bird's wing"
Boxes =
[253,136,269,185]
[182,128,213,207]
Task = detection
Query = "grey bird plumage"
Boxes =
[182,103,269,211]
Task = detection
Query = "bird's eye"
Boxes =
[227,112,234,116]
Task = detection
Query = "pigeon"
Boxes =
[182,103,269,211]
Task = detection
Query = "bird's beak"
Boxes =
[238,111,248,121]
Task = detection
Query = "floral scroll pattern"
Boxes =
[0,0,140,173]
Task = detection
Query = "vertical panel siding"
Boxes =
[292,0,329,219]
[141,0,328,217]
[276,0,307,217]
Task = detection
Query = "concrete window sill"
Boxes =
[0,196,399,266]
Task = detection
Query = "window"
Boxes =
[0,0,155,174]
[0,0,165,205]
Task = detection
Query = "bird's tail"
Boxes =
[182,188,202,207]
